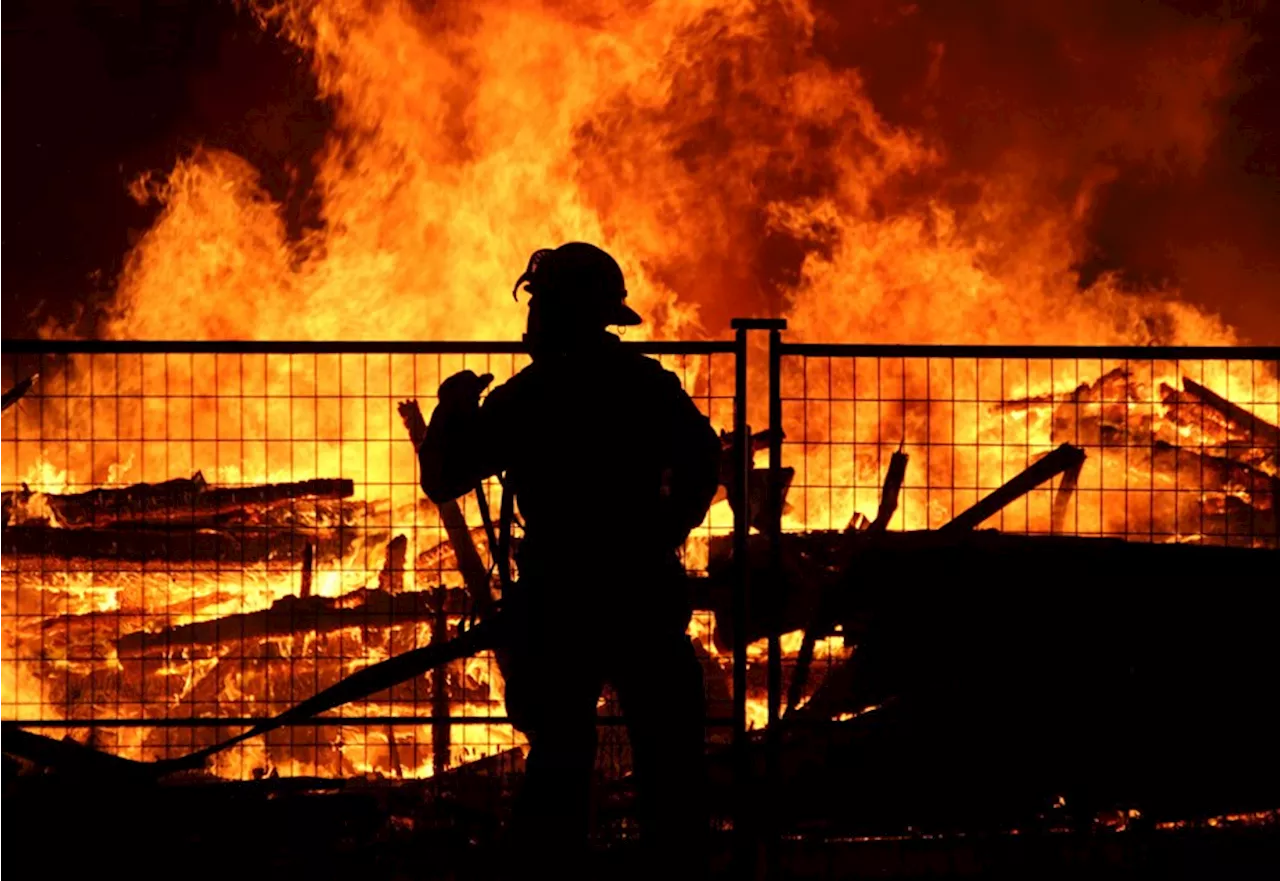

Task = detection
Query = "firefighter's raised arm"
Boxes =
[417,370,499,504]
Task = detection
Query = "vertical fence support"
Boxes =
[730,321,753,877]
[765,321,787,879]
[730,317,789,879]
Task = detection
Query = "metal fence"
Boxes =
[4,331,1278,865]
[771,342,1279,545]
[759,335,1280,855]
[0,339,750,797]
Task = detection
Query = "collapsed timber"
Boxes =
[4,372,1279,839]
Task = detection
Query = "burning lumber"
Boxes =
[2,373,37,412]
[1149,441,1278,498]
[2,471,368,574]
[1001,368,1141,447]
[1182,377,1280,448]
[1049,455,1083,534]
[399,399,496,616]
[378,535,408,594]
[148,613,510,775]
[941,443,1086,532]
[788,448,907,714]
[2,473,354,529]
[1,728,150,779]
[1001,367,1135,410]
[868,448,908,534]
[1160,378,1280,470]
[299,542,314,599]
[1,523,360,569]
[112,585,471,658]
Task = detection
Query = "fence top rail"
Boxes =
[777,341,1280,361]
[1,338,737,356]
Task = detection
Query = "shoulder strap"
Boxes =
[471,476,516,604]
[496,475,515,595]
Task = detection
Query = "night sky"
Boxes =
[3,0,1279,340]
[3,1,329,337]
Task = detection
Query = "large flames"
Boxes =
[5,0,1278,781]
[97,0,1249,348]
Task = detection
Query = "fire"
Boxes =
[6,1,1277,781]
[93,0,1247,350]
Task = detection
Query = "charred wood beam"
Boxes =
[1160,385,1233,437]
[868,449,909,535]
[425,746,526,796]
[1050,458,1084,535]
[300,542,314,599]
[398,400,493,615]
[844,511,871,533]
[435,502,492,605]
[1,524,361,569]
[150,613,508,774]
[1000,367,1134,411]
[2,474,354,528]
[1182,377,1280,449]
[1150,441,1278,500]
[112,586,471,658]
[2,374,37,413]
[378,535,408,595]
[1002,369,1143,449]
[941,443,1087,533]
[788,450,907,716]
[1,727,149,779]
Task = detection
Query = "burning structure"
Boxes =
[3,1,1279,878]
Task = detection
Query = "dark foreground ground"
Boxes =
[4,772,1277,881]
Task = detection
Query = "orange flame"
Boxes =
[8,1,1277,780]
[93,0,1247,348]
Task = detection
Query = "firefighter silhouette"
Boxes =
[419,243,720,875]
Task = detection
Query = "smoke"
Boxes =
[808,0,1274,334]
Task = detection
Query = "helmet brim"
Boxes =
[606,301,644,327]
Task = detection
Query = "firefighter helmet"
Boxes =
[511,242,642,327]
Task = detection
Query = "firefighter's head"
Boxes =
[512,243,641,351]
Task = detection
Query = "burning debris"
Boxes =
[2,374,38,412]
[2,340,1276,855]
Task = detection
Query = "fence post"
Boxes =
[765,320,786,879]
[729,317,788,878]
[730,320,752,877]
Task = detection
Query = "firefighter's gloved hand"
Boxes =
[436,370,494,413]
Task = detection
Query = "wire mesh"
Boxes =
[768,345,1280,705]
[1,343,739,792]
[763,344,1280,842]
[775,348,1279,544]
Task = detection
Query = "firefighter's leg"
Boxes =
[615,628,709,875]
[503,620,602,872]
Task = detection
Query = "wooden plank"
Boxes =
[941,444,1086,532]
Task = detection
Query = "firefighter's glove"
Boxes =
[436,370,494,414]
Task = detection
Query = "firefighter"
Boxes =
[419,242,721,876]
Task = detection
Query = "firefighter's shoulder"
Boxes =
[632,351,689,390]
